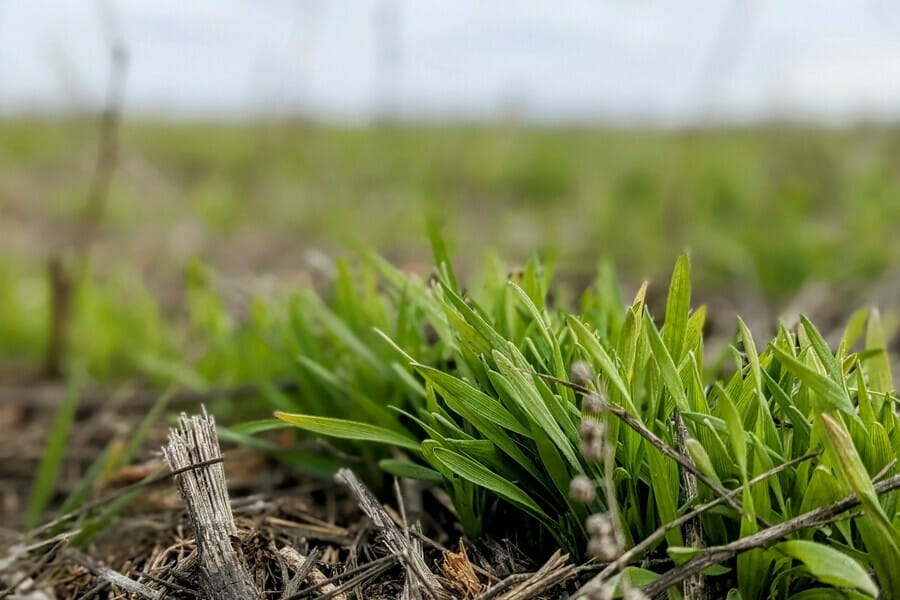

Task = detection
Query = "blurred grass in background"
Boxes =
[2,121,900,377]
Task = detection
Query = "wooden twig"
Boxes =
[640,474,900,597]
[474,550,576,600]
[281,546,322,598]
[64,548,162,600]
[335,468,446,600]
[283,555,397,600]
[162,409,263,600]
[576,450,822,598]
[299,558,395,600]
[83,0,127,233]
[674,411,706,600]
[279,545,345,600]
[41,0,128,378]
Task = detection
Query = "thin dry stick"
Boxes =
[64,548,162,600]
[495,550,576,600]
[42,0,128,378]
[0,540,66,597]
[310,560,396,600]
[162,409,263,600]
[279,545,345,600]
[283,555,398,600]
[674,411,706,600]
[473,550,576,600]
[83,0,127,232]
[335,468,446,600]
[873,458,897,483]
[576,450,822,598]
[393,477,429,600]
[281,546,323,598]
[473,574,531,600]
[140,572,199,597]
[640,474,900,597]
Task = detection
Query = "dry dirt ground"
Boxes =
[0,387,578,599]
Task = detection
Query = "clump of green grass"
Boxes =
[17,231,897,597]
[263,243,899,598]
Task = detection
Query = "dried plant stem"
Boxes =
[474,550,576,600]
[283,554,398,600]
[640,474,900,597]
[42,0,127,378]
[335,468,446,600]
[162,409,263,600]
[674,410,706,600]
[279,546,345,600]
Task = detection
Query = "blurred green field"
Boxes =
[2,120,900,376]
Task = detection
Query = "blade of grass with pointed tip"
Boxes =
[414,364,529,436]
[821,413,900,595]
[567,314,636,413]
[431,447,548,519]
[274,412,420,452]
[645,311,690,414]
[26,372,84,529]
[800,315,843,385]
[662,254,691,362]
[492,350,582,471]
[508,281,574,405]
[864,309,892,414]
[379,459,444,484]
[841,308,871,354]
[715,383,748,481]
[426,216,460,294]
[770,345,861,425]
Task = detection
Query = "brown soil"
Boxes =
[0,388,578,600]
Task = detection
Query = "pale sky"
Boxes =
[2,0,900,124]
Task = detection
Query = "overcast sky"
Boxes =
[2,0,900,124]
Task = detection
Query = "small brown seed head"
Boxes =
[569,475,597,503]
[586,513,615,537]
[582,391,606,414]
[586,536,622,562]
[570,360,594,388]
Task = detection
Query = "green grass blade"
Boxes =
[274,412,420,452]
[431,447,547,518]
[492,349,582,470]
[800,315,843,384]
[426,216,460,294]
[775,540,878,597]
[379,459,444,484]
[26,372,84,529]
[662,253,691,362]
[770,344,860,424]
[645,311,690,414]
[864,309,893,410]
[414,364,529,436]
